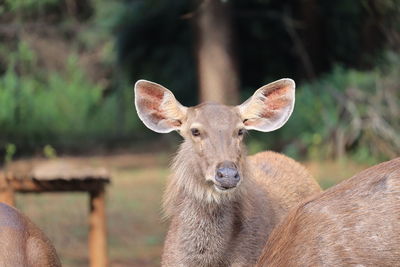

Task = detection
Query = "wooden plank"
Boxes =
[8,179,108,193]
[89,188,108,267]
[31,161,109,181]
[5,159,110,182]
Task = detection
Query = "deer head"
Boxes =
[134,79,295,195]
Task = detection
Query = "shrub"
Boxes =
[0,41,142,154]
[279,55,400,162]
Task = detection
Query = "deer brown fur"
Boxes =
[257,157,400,267]
[162,150,321,266]
[0,202,61,266]
[134,79,321,266]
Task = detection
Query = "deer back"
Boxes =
[257,157,400,267]
[249,150,321,215]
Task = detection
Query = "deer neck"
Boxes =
[177,195,242,263]
[162,143,250,265]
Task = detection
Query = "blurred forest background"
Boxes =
[1,0,399,162]
[0,0,400,266]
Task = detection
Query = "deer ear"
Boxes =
[237,79,295,132]
[134,80,187,133]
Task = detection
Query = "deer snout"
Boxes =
[214,161,240,190]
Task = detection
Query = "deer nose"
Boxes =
[215,161,240,190]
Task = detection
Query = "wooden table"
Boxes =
[0,159,110,267]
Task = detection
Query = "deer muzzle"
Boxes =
[214,161,240,190]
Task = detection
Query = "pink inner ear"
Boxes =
[260,85,291,119]
[137,84,182,128]
[138,85,167,123]
[139,98,166,122]
[139,84,164,103]
[243,119,258,127]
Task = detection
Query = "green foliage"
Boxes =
[0,41,142,152]
[2,0,60,16]
[4,143,16,163]
[1,0,399,159]
[114,0,199,106]
[279,57,400,162]
[43,145,57,158]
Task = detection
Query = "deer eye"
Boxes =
[238,129,245,136]
[191,128,201,137]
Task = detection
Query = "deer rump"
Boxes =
[0,203,61,267]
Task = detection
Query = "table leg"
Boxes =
[89,188,108,267]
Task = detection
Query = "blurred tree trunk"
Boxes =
[65,0,93,20]
[195,0,239,105]
[299,0,321,78]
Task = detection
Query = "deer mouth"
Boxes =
[214,183,236,191]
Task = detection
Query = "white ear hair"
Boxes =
[237,78,295,132]
[134,80,187,133]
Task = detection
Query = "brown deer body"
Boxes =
[257,157,400,267]
[134,79,321,266]
[0,202,61,266]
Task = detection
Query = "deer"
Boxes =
[257,157,400,267]
[0,202,61,266]
[134,78,322,266]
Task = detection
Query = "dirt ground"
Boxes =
[12,153,369,266]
